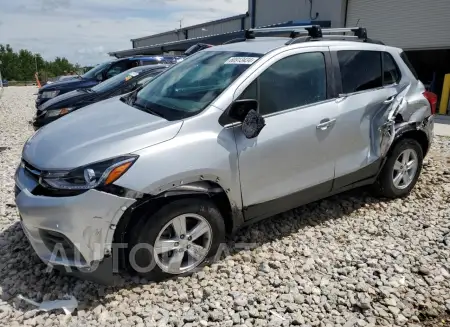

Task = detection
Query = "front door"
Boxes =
[233,49,339,221]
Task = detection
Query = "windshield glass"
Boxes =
[82,61,112,79]
[133,51,262,120]
[92,67,145,93]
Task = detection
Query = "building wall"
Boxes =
[188,17,247,38]
[132,16,249,49]
[133,32,183,48]
[252,0,345,28]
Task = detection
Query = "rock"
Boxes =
[388,306,400,315]
[418,266,431,275]
[291,313,305,325]
[384,298,397,307]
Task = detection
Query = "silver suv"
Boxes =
[15,27,435,283]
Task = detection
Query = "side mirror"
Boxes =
[228,100,265,139]
[228,99,258,122]
[242,109,266,139]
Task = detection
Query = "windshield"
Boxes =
[82,61,112,79]
[132,51,262,120]
[92,67,144,93]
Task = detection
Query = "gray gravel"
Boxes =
[1,86,450,327]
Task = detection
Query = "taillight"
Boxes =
[423,91,437,114]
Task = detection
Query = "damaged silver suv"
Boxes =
[15,26,436,283]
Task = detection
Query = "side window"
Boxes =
[383,52,401,85]
[106,61,133,79]
[400,52,419,80]
[338,50,382,93]
[242,52,326,115]
[238,80,257,100]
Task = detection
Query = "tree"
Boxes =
[0,44,80,82]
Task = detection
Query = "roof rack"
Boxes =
[222,25,384,46]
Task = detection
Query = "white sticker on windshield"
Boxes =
[129,72,139,77]
[224,57,259,65]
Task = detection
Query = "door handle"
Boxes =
[316,118,336,130]
[383,95,396,104]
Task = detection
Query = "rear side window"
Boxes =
[400,52,419,80]
[383,52,401,85]
[338,50,382,93]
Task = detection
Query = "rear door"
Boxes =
[330,46,400,189]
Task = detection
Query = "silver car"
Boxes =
[15,27,435,283]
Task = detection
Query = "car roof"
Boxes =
[204,38,397,55]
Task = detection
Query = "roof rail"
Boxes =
[221,25,384,46]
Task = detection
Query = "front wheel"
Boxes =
[373,138,423,198]
[128,198,225,280]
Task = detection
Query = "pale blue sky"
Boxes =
[0,0,247,65]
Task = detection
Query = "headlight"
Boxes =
[42,156,138,190]
[45,107,74,118]
[41,90,60,99]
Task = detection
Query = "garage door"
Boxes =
[346,0,450,50]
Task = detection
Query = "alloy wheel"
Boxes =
[392,148,418,190]
[153,213,212,274]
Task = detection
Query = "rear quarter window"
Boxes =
[400,52,419,80]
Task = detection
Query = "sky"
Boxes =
[0,0,248,65]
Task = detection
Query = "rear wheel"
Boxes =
[373,138,423,198]
[128,198,225,280]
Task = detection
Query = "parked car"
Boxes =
[46,75,79,85]
[35,55,175,108]
[33,64,169,129]
[15,26,435,283]
[1,79,7,87]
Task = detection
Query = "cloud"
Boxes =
[0,0,247,65]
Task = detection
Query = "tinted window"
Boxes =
[400,52,419,80]
[338,50,382,93]
[81,62,111,79]
[92,67,145,93]
[244,52,327,115]
[383,52,401,85]
[106,60,133,79]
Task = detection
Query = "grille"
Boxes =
[39,230,85,263]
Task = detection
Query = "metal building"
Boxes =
[110,0,450,57]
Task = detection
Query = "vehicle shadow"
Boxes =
[0,186,388,314]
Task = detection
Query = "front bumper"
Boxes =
[14,163,136,277]
[32,113,61,130]
[35,95,48,108]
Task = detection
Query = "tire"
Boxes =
[373,138,423,198]
[127,198,225,280]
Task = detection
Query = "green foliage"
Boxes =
[0,44,79,82]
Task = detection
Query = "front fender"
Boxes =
[114,106,243,210]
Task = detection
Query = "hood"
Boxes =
[39,77,98,92]
[23,97,183,169]
[39,89,97,111]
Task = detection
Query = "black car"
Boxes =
[33,64,169,129]
[35,56,176,108]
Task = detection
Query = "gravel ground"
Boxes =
[0,86,450,327]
